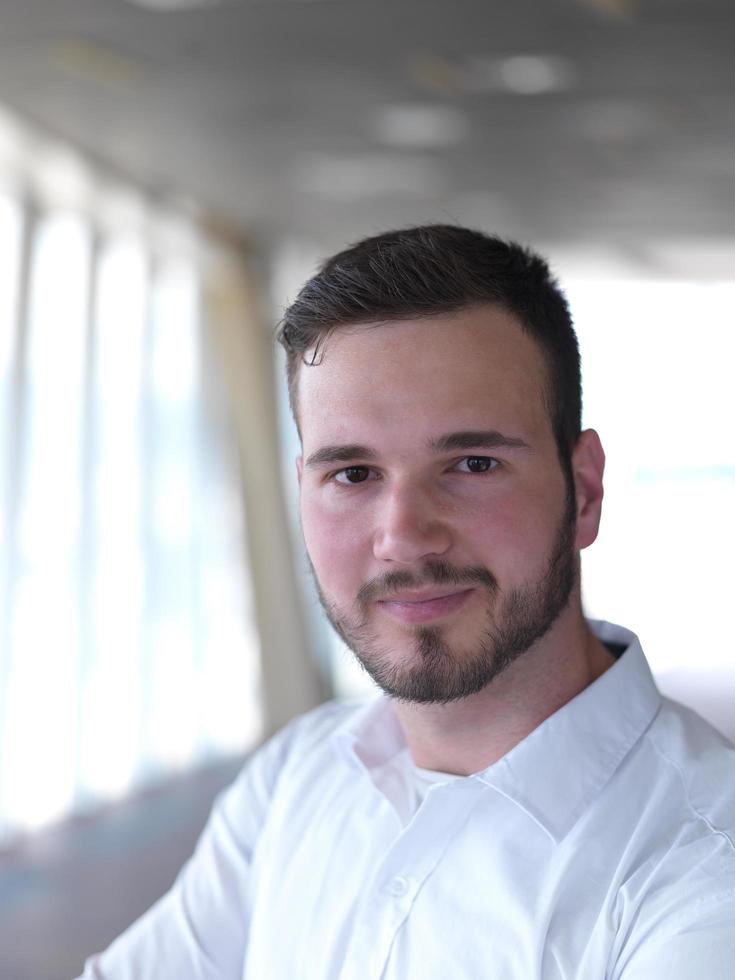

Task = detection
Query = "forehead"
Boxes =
[296,305,552,449]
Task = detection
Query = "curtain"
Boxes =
[0,108,320,848]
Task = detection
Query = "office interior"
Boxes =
[0,1,733,976]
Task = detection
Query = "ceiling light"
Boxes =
[499,55,573,94]
[373,104,468,148]
[462,54,574,95]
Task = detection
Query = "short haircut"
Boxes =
[276,224,581,476]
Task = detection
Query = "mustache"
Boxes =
[357,559,498,604]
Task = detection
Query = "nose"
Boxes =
[372,481,452,564]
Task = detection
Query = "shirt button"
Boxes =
[385,876,409,898]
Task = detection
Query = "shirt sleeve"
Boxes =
[72,719,302,980]
[613,889,735,980]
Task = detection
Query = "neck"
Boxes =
[390,609,615,776]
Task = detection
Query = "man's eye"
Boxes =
[333,466,372,485]
[456,456,498,474]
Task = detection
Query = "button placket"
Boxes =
[340,778,486,979]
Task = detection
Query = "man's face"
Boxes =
[296,306,584,704]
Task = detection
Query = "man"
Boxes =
[77,225,735,979]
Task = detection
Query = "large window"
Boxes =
[569,279,735,675]
[0,135,262,846]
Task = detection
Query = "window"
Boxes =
[570,279,735,675]
[0,143,262,845]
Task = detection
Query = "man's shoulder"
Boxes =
[588,697,735,977]
[646,696,735,835]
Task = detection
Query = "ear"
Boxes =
[296,455,303,488]
[571,429,605,551]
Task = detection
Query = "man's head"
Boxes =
[276,225,604,704]
[277,224,582,488]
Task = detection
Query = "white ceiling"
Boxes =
[0,0,733,267]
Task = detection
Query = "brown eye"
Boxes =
[460,457,498,474]
[335,466,371,484]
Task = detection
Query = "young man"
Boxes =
[78,225,735,979]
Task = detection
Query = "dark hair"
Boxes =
[276,224,581,476]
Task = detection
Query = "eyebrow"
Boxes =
[428,430,531,453]
[304,430,531,469]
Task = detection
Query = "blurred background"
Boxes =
[0,0,733,976]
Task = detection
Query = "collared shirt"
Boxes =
[76,621,735,980]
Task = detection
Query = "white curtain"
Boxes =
[0,113,277,847]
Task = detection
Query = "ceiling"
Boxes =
[0,0,733,271]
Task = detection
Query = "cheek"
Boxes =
[459,492,558,574]
[301,494,368,594]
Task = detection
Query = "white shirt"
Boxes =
[76,621,735,980]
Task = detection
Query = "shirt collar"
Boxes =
[332,692,403,774]
[331,621,662,843]
[476,621,662,841]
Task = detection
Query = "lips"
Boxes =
[376,588,475,625]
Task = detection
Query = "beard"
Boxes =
[308,483,578,705]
